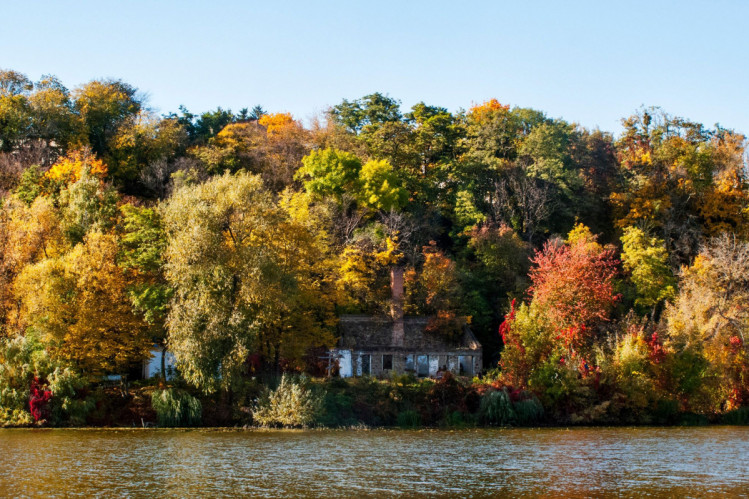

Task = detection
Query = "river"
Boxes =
[0,427,747,497]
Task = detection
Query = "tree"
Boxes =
[331,93,402,135]
[119,204,173,379]
[0,70,33,153]
[119,205,171,324]
[357,159,408,212]
[162,172,337,392]
[0,196,61,334]
[190,107,235,144]
[296,148,362,201]
[407,242,465,340]
[620,226,676,316]
[256,113,310,191]
[498,228,620,412]
[529,229,619,332]
[74,79,141,154]
[44,148,107,185]
[57,161,118,245]
[15,232,150,374]
[664,234,749,410]
[108,115,187,188]
[406,102,461,175]
[29,75,82,154]
[191,114,309,191]
[611,108,747,265]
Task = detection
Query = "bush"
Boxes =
[651,398,680,425]
[318,389,357,427]
[480,389,515,425]
[397,409,422,428]
[151,388,202,427]
[442,410,475,428]
[252,374,323,428]
[513,395,544,425]
[0,333,92,426]
[426,372,467,424]
[679,412,708,426]
[721,407,749,425]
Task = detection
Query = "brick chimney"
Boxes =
[390,266,405,346]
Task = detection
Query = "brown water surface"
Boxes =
[0,426,747,497]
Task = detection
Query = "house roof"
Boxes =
[337,315,482,352]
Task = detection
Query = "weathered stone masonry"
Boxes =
[335,315,482,377]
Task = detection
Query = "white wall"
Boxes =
[338,350,353,378]
[143,347,176,380]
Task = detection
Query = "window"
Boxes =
[405,355,414,372]
[361,354,371,375]
[458,355,473,375]
[383,354,393,370]
[417,355,429,377]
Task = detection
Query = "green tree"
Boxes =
[163,172,336,392]
[58,165,119,245]
[0,70,33,153]
[357,159,407,212]
[73,79,142,159]
[620,226,676,316]
[296,148,362,200]
[119,204,172,372]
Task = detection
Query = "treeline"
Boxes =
[0,68,747,426]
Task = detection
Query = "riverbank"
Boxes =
[4,373,749,429]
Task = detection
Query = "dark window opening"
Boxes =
[361,354,371,375]
[383,354,393,370]
[417,355,429,377]
[459,355,473,375]
[405,355,414,372]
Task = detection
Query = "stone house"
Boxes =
[334,268,482,378]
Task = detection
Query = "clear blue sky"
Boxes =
[5,1,748,135]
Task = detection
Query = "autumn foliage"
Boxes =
[0,69,747,426]
[528,236,619,330]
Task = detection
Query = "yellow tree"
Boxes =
[15,232,150,374]
[45,148,107,185]
[163,173,338,391]
[191,113,309,191]
[0,196,62,335]
[612,109,748,264]
[664,234,749,411]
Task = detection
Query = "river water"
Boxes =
[0,427,747,497]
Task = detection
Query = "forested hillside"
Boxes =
[1,69,747,426]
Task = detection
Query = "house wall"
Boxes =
[142,347,176,380]
[338,349,482,378]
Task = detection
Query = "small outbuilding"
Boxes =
[334,315,482,377]
[333,267,482,378]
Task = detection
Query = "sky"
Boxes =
[3,0,748,135]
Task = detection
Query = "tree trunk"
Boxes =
[160,345,167,384]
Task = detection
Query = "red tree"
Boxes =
[529,239,619,327]
[528,238,620,349]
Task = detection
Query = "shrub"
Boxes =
[679,412,709,426]
[721,407,749,425]
[151,388,202,427]
[480,389,515,425]
[442,410,475,428]
[513,394,544,425]
[651,398,680,425]
[0,333,91,426]
[252,374,323,428]
[397,409,422,428]
[426,372,467,424]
